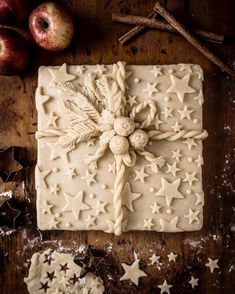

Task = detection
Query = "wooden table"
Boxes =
[0,0,235,293]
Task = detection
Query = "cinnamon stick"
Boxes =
[113,13,224,44]
[118,11,157,45]
[154,2,235,77]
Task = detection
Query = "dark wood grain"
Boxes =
[0,0,235,293]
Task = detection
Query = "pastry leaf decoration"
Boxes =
[96,76,123,116]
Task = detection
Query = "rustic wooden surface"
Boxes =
[0,0,235,293]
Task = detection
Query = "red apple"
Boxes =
[29,2,74,52]
[0,28,29,75]
[0,0,30,25]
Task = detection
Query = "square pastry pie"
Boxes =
[35,62,207,235]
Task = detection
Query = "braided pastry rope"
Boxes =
[36,61,208,235]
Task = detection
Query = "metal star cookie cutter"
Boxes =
[0,146,28,183]
[0,197,21,228]
[74,245,107,278]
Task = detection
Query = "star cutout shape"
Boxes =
[36,87,51,114]
[161,107,173,119]
[149,254,160,265]
[84,215,96,227]
[65,167,77,179]
[143,218,154,230]
[194,154,204,168]
[167,74,196,103]
[166,162,181,177]
[62,191,90,220]
[159,216,182,232]
[134,167,149,183]
[120,259,147,286]
[143,82,159,97]
[195,192,204,205]
[108,162,116,174]
[48,63,76,85]
[92,200,107,216]
[155,178,184,207]
[184,208,200,224]
[81,169,97,186]
[171,149,182,162]
[183,172,199,186]
[189,276,199,288]
[122,182,142,212]
[152,114,164,129]
[167,252,177,262]
[76,65,86,74]
[183,138,198,150]
[158,280,173,294]
[194,89,204,106]
[35,165,51,188]
[205,258,219,273]
[179,64,192,73]
[49,184,60,195]
[48,216,59,229]
[46,112,59,127]
[128,95,138,107]
[95,64,107,75]
[177,105,194,120]
[47,142,72,163]
[150,202,161,214]
[151,66,163,77]
[42,200,54,215]
[0,200,21,228]
[171,121,182,132]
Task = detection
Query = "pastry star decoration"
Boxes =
[36,87,51,114]
[48,63,76,85]
[35,165,51,188]
[120,259,147,286]
[167,252,177,262]
[47,142,72,163]
[177,105,194,120]
[166,162,181,177]
[158,280,173,294]
[62,191,90,220]
[205,258,219,273]
[149,254,160,265]
[151,66,163,77]
[155,178,184,207]
[150,202,161,214]
[92,200,107,215]
[184,208,200,225]
[159,216,182,232]
[134,167,149,183]
[47,112,59,127]
[128,95,138,107]
[171,149,182,162]
[143,218,154,230]
[122,182,142,212]
[183,172,199,186]
[143,81,159,97]
[76,65,86,74]
[189,276,199,288]
[194,89,204,106]
[81,169,97,186]
[167,74,196,103]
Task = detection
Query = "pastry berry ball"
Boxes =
[114,117,135,137]
[129,129,149,150]
[109,135,130,155]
